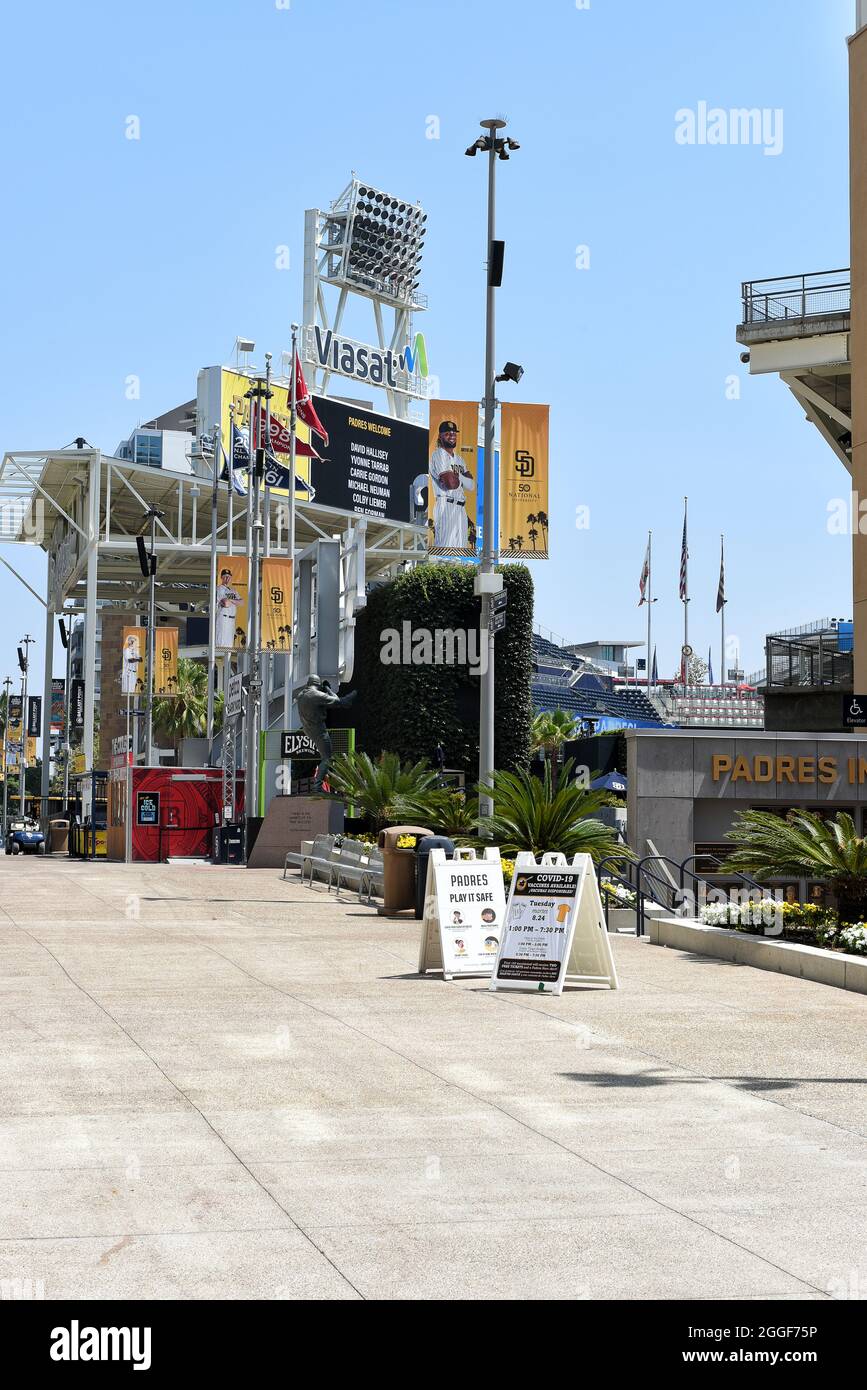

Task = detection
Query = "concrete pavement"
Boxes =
[2,856,867,1300]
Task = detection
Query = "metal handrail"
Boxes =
[741,270,850,326]
[597,852,767,938]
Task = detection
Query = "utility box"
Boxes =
[377,825,433,916]
[212,824,244,864]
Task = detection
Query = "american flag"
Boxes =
[716,536,726,612]
[638,537,650,606]
[679,508,688,600]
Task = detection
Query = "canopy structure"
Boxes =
[0,444,426,799]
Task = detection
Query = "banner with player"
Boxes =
[261,559,293,651]
[499,403,550,559]
[426,400,479,557]
[154,627,179,697]
[121,627,147,696]
[215,556,249,650]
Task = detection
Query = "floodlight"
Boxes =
[497,362,524,384]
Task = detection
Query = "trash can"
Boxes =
[377,825,433,915]
[213,824,244,864]
[49,818,70,854]
[414,835,456,919]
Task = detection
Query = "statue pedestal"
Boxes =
[246,795,344,869]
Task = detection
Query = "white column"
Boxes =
[82,450,101,769]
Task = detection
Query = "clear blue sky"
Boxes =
[0,0,855,694]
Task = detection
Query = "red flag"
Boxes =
[252,403,320,459]
[295,356,328,446]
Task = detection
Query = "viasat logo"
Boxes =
[399,332,429,378]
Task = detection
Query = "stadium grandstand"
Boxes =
[531,631,670,731]
[532,630,766,731]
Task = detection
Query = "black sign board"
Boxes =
[490,610,507,635]
[636,658,647,672]
[71,679,85,729]
[136,791,160,826]
[280,731,318,760]
[27,696,42,737]
[307,396,427,525]
[491,590,508,613]
[843,695,867,728]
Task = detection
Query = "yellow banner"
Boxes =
[218,368,315,501]
[215,555,250,650]
[154,627,179,697]
[26,736,37,764]
[427,401,479,557]
[261,559,293,651]
[121,626,147,696]
[499,403,550,559]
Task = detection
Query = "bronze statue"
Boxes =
[295,675,356,789]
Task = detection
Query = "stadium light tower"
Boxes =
[465,118,521,816]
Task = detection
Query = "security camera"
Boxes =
[739,351,750,364]
[497,362,524,384]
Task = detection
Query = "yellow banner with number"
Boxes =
[499,402,549,559]
[261,559,293,651]
[154,627,179,697]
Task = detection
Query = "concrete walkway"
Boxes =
[2,857,867,1301]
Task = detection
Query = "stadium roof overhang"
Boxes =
[0,445,426,611]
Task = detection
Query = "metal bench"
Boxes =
[283,833,336,885]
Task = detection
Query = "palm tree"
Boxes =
[723,809,867,922]
[152,658,224,745]
[326,751,439,834]
[478,759,628,862]
[527,526,539,551]
[404,786,480,842]
[531,709,580,792]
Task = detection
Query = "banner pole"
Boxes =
[206,424,220,762]
[287,323,298,795]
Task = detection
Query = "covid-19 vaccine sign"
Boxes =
[490,853,618,995]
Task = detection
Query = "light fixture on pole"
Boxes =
[18,634,34,815]
[58,617,72,806]
[1,675,11,838]
[465,117,521,818]
[137,508,164,766]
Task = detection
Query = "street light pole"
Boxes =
[466,117,519,817]
[142,507,163,766]
[19,634,34,815]
[2,676,11,836]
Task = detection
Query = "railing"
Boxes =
[597,852,766,938]
[741,270,850,326]
[764,634,853,689]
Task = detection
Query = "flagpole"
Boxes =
[720,533,726,690]
[261,353,273,802]
[682,496,689,689]
[646,530,652,692]
[206,423,220,762]
[227,402,235,559]
[286,324,298,791]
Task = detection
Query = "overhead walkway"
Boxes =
[737,269,851,470]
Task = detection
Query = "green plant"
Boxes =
[723,809,867,923]
[478,758,630,862]
[326,751,439,833]
[403,786,481,842]
[530,710,580,791]
[353,563,533,773]
[152,658,223,743]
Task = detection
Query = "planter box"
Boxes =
[648,916,867,995]
[606,906,638,934]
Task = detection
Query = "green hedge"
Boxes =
[352,563,533,776]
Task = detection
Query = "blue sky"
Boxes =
[0,0,855,694]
